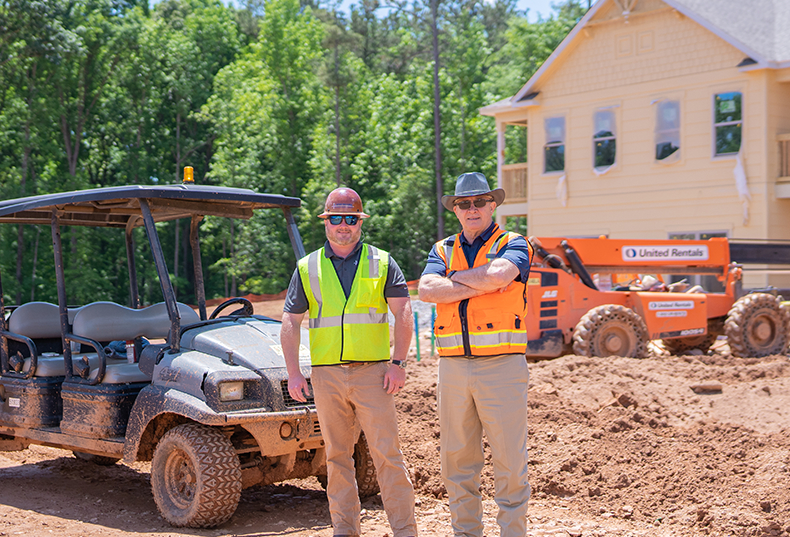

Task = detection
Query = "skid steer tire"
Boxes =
[573,304,648,358]
[315,432,381,499]
[725,293,790,358]
[151,423,241,528]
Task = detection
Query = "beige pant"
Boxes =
[312,361,417,537]
[438,354,530,537]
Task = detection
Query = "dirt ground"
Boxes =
[1,299,789,537]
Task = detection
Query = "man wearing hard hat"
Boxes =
[281,187,417,537]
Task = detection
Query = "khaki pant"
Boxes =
[312,361,417,537]
[438,354,530,537]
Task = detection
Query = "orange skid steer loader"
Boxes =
[525,237,790,359]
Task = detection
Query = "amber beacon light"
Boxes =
[183,166,194,184]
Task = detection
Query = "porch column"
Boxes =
[496,119,506,228]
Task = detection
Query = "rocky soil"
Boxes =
[1,299,789,537]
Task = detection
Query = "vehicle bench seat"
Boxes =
[71,301,200,342]
[7,301,199,382]
[21,353,106,378]
[8,301,82,339]
[71,302,200,384]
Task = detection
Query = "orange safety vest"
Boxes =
[433,225,530,357]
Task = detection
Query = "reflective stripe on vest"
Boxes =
[298,244,391,365]
[433,225,530,357]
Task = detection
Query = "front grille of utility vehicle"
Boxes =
[281,378,315,407]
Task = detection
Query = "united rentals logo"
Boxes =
[622,245,708,262]
[648,300,694,310]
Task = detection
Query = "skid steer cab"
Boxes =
[0,178,379,528]
[525,236,790,359]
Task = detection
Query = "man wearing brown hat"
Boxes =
[281,187,417,537]
[419,172,533,537]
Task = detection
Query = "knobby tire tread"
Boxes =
[151,423,241,528]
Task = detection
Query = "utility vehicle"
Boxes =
[0,178,377,527]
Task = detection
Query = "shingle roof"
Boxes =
[498,0,790,108]
[667,0,790,64]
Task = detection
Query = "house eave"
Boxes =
[479,96,540,117]
[738,60,790,72]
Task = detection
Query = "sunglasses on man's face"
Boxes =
[454,198,494,210]
[327,215,360,226]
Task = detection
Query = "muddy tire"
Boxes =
[725,293,790,358]
[662,318,724,355]
[573,304,648,358]
[151,423,241,528]
[354,433,380,498]
[72,451,120,466]
[315,432,380,498]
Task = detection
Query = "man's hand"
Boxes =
[383,363,406,394]
[288,370,311,402]
[281,310,309,402]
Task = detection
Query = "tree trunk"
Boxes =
[30,227,40,302]
[222,238,229,298]
[173,220,179,298]
[15,225,24,305]
[230,220,237,297]
[175,112,181,182]
[431,0,444,240]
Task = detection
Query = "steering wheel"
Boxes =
[209,297,254,319]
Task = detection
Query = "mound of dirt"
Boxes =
[397,351,790,537]
[1,298,789,536]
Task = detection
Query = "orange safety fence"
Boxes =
[203,290,287,307]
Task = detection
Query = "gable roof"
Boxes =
[504,0,790,108]
[669,0,790,66]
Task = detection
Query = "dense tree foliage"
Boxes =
[0,0,585,306]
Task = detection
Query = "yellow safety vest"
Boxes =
[298,244,391,365]
[434,226,530,357]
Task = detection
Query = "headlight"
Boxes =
[219,381,245,401]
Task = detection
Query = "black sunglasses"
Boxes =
[454,198,494,210]
[328,215,360,225]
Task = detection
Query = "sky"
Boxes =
[517,0,556,22]
[334,0,558,22]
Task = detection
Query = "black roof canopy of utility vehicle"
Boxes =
[0,184,300,228]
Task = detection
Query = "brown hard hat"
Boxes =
[318,187,370,218]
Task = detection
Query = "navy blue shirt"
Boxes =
[421,222,531,281]
[284,241,409,314]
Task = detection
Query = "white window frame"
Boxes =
[712,91,743,158]
[655,99,681,163]
[592,109,617,173]
[543,116,566,174]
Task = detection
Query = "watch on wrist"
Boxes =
[391,359,407,369]
[447,270,457,280]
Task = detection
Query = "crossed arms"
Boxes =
[418,257,520,304]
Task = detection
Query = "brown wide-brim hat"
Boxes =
[441,172,505,211]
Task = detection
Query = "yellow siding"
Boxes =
[764,72,790,288]
[490,0,790,288]
[538,6,745,98]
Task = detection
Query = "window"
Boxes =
[593,110,616,169]
[667,231,728,292]
[655,100,680,161]
[544,117,565,173]
[714,92,742,156]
